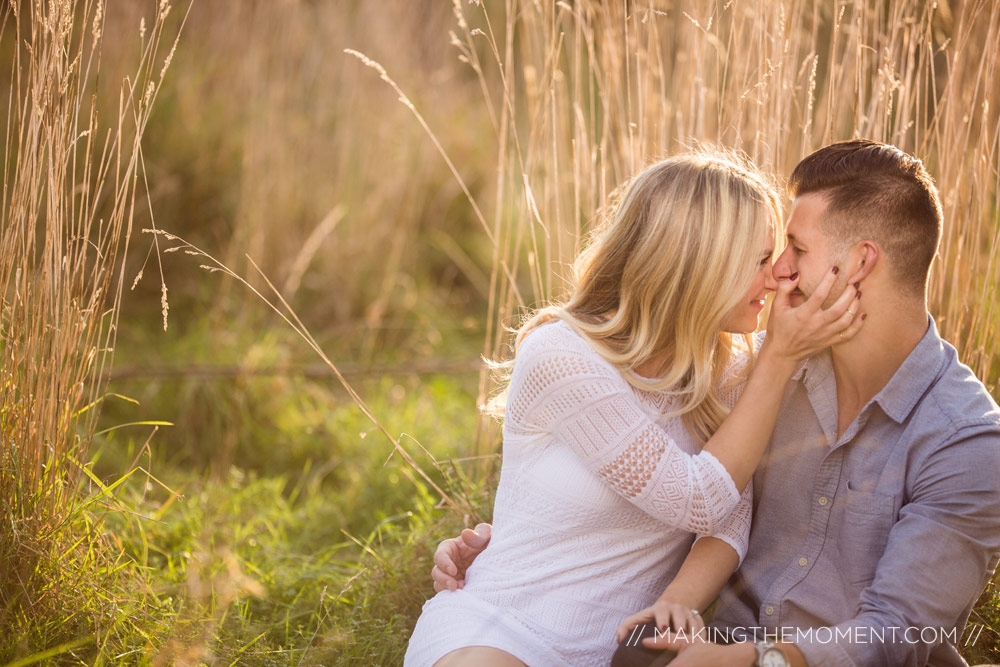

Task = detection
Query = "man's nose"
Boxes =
[772,248,794,280]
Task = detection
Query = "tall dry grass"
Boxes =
[0,0,182,659]
[374,0,1000,462]
[112,2,491,350]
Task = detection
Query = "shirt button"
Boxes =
[818,496,828,506]
[798,557,808,567]
[765,605,774,616]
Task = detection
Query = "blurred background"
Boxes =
[2,0,999,664]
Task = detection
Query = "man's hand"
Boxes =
[641,631,755,666]
[430,523,492,592]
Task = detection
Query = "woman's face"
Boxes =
[720,237,778,333]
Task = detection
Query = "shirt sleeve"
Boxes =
[794,427,1000,666]
[505,323,742,535]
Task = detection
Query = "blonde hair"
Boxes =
[491,149,781,444]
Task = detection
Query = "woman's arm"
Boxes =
[512,269,860,534]
[663,536,740,612]
[615,536,739,642]
[614,476,752,641]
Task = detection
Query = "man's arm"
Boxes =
[789,429,1000,666]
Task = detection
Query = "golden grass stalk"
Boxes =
[432,0,1000,459]
[0,0,184,656]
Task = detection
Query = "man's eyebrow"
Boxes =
[786,232,804,246]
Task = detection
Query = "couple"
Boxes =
[405,141,1000,667]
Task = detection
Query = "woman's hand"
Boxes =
[764,266,865,363]
[615,597,705,644]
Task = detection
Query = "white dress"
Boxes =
[404,320,753,667]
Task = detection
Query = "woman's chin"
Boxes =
[722,315,760,335]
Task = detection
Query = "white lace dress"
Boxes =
[404,320,753,667]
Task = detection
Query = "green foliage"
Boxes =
[7,361,490,665]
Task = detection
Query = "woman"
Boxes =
[404,150,863,667]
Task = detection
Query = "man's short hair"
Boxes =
[788,139,943,294]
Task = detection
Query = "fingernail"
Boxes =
[832,266,840,275]
[790,272,799,280]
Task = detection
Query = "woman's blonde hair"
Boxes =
[491,148,781,444]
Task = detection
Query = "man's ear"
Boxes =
[847,240,879,285]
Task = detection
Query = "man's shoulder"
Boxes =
[904,339,1000,471]
[920,337,1000,431]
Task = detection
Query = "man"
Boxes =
[429,141,1000,666]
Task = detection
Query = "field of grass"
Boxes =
[2,0,1000,665]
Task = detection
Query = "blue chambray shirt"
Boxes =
[712,317,1000,666]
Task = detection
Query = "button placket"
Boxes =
[769,450,843,619]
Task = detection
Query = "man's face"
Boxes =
[773,193,849,308]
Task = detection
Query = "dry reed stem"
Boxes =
[0,0,189,654]
[142,228,471,521]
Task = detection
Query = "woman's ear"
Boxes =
[847,240,879,285]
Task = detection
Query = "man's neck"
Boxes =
[830,300,929,436]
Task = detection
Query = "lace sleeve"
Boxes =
[694,335,755,563]
[695,479,752,565]
[505,323,741,534]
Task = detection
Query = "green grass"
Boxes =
[2,311,494,665]
[95,461,464,665]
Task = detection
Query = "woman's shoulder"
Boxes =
[514,319,620,383]
[721,335,751,379]
[727,331,764,368]
[717,332,763,408]
[517,319,593,358]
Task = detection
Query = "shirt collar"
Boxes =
[871,315,944,423]
[792,349,831,391]
[792,315,944,424]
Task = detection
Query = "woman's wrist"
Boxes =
[754,340,800,379]
[656,585,701,610]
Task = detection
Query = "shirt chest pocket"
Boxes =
[836,487,897,587]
